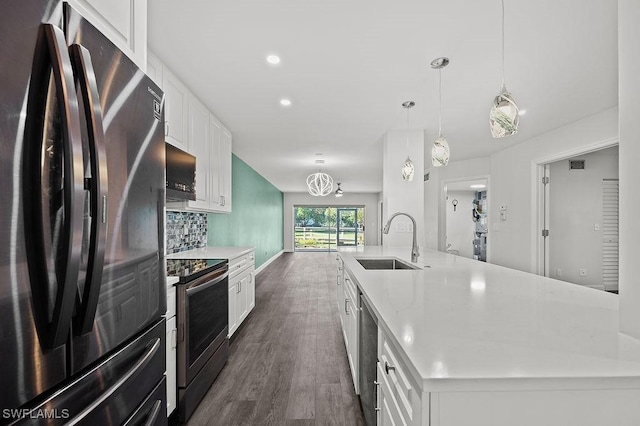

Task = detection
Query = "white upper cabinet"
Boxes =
[187,94,211,211]
[67,0,147,70]
[218,127,233,212]
[154,55,233,213]
[146,50,163,89]
[162,67,189,152]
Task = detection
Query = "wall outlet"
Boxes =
[395,222,406,232]
[500,211,507,221]
[500,203,508,211]
[594,223,600,231]
[579,268,587,277]
[556,268,562,277]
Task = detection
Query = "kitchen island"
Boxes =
[338,246,640,426]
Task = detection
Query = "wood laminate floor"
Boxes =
[186,252,366,426]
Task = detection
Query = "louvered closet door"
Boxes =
[602,179,619,292]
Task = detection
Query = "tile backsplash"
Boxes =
[166,211,207,254]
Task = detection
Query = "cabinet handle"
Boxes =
[239,281,241,293]
[374,407,381,412]
[385,361,395,374]
[374,381,380,386]
[171,328,178,349]
[345,299,349,315]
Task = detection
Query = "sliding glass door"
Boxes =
[294,206,365,251]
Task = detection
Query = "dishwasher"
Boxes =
[359,292,378,426]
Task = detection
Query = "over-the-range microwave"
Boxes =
[166,142,197,201]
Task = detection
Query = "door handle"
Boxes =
[23,23,84,349]
[68,338,161,425]
[142,399,163,426]
[345,299,350,315]
[69,43,109,335]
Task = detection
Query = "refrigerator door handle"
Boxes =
[22,23,85,350]
[69,43,109,335]
[68,337,161,425]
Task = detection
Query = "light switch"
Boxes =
[594,224,600,231]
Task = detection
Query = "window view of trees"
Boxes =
[294,206,365,251]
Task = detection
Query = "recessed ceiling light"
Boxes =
[266,55,280,65]
[280,98,291,107]
[470,184,486,189]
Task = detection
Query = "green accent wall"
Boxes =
[207,155,284,268]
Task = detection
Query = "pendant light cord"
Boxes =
[501,0,505,87]
[406,106,410,151]
[438,68,443,137]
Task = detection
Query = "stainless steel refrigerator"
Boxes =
[0,1,167,424]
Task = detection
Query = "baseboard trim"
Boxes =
[255,250,284,276]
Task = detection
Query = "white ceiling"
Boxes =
[148,0,618,194]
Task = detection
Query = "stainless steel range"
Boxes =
[167,258,230,422]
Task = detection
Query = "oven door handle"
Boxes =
[186,270,229,296]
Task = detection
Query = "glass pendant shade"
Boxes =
[307,172,333,196]
[401,157,415,182]
[490,84,519,138]
[432,136,450,167]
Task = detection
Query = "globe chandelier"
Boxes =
[307,159,334,196]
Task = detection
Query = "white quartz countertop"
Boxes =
[166,246,254,260]
[339,246,640,392]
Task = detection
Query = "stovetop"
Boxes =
[167,258,227,283]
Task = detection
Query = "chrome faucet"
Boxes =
[383,212,420,263]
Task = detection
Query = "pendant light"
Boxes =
[401,101,415,182]
[431,57,450,167]
[306,158,334,196]
[334,183,344,197]
[489,0,519,138]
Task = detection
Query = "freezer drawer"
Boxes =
[123,377,167,426]
[13,320,166,426]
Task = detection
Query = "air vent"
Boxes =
[569,160,585,170]
[424,172,430,181]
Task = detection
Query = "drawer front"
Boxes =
[379,337,414,423]
[229,251,255,279]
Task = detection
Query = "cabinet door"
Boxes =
[346,297,357,385]
[377,362,407,426]
[165,316,177,416]
[209,117,223,208]
[247,269,255,312]
[218,127,233,212]
[146,50,163,88]
[66,0,147,69]
[228,283,238,337]
[163,67,189,151]
[187,94,211,210]
[237,274,250,323]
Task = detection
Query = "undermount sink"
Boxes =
[356,257,421,270]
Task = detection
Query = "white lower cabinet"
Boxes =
[165,285,177,417]
[340,268,359,393]
[228,250,255,337]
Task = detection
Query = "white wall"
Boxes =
[489,107,618,273]
[548,147,618,288]
[445,190,476,259]
[382,129,424,249]
[283,192,379,252]
[619,0,640,339]
[424,156,491,250]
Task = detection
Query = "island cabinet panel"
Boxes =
[430,389,640,426]
[377,326,423,426]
